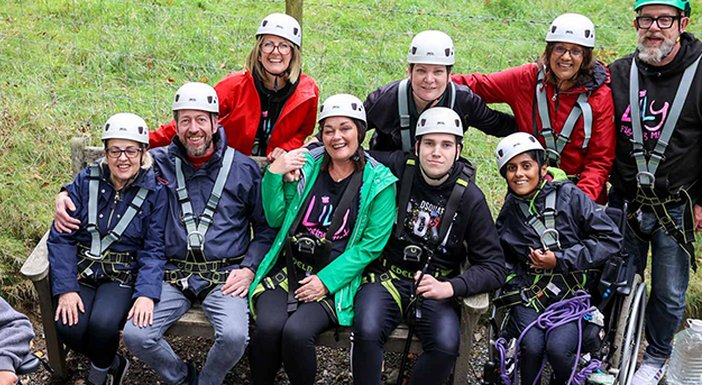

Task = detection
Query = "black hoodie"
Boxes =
[609,32,702,204]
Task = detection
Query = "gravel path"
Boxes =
[21,307,490,385]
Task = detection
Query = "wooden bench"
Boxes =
[21,137,489,384]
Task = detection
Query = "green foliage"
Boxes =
[1,0,702,313]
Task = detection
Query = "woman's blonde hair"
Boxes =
[245,35,301,85]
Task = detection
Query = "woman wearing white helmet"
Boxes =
[248,94,397,385]
[365,30,517,152]
[150,13,319,160]
[492,132,621,385]
[353,107,505,385]
[453,13,615,204]
[48,113,168,385]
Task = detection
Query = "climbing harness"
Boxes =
[397,79,456,152]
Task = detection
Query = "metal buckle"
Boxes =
[83,250,102,261]
[636,171,656,187]
[545,148,561,164]
[186,231,205,248]
[378,272,391,282]
[274,271,287,284]
[540,228,561,251]
[295,236,317,255]
[403,245,422,263]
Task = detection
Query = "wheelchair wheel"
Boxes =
[610,274,646,385]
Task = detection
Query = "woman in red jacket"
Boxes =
[452,13,615,203]
[150,13,319,160]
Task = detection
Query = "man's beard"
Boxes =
[637,32,678,65]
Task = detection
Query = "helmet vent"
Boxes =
[138,126,144,134]
[420,118,426,126]
[175,94,180,102]
[585,30,591,38]
[551,26,557,33]
[207,96,213,103]
[262,20,268,27]
[104,124,110,131]
[454,119,460,127]
[444,48,451,57]
[351,103,358,110]
[411,47,417,54]
[294,27,299,36]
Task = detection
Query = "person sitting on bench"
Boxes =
[0,296,34,385]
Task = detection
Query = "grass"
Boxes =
[1,0,702,315]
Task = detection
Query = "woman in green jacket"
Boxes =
[248,94,397,385]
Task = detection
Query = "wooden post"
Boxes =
[286,0,303,27]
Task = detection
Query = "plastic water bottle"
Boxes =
[667,319,702,385]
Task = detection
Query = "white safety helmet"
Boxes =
[172,82,219,114]
[495,132,545,173]
[407,30,455,66]
[317,94,366,124]
[415,107,463,139]
[101,113,149,146]
[256,13,302,48]
[545,13,596,48]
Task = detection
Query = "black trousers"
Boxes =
[54,281,133,368]
[352,279,459,385]
[249,286,336,385]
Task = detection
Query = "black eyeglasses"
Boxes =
[636,15,682,30]
[553,45,584,58]
[105,146,142,159]
[261,41,292,55]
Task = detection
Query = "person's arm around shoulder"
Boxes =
[0,297,34,384]
[451,64,532,105]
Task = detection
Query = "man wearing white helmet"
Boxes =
[48,113,168,385]
[366,30,516,152]
[55,83,276,385]
[608,1,702,383]
[248,94,396,385]
[353,107,505,385]
[453,13,615,204]
[492,132,621,385]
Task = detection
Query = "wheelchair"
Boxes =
[481,204,647,385]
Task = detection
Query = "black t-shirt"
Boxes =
[252,73,298,156]
[292,171,360,272]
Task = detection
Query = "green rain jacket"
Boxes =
[248,149,397,326]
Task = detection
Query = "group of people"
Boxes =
[1,1,690,385]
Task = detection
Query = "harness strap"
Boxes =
[175,147,235,260]
[494,270,594,311]
[535,69,593,166]
[86,165,149,260]
[77,246,136,285]
[398,79,412,152]
[518,187,560,251]
[629,54,702,187]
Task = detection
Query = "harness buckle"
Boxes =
[294,235,318,255]
[403,245,423,263]
[545,148,561,164]
[83,251,102,261]
[636,171,656,187]
[379,272,391,282]
[540,228,561,251]
[186,231,205,249]
[273,271,287,284]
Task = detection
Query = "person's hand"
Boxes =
[127,297,154,328]
[267,147,287,163]
[295,275,329,302]
[0,370,18,385]
[54,191,80,233]
[54,292,84,326]
[528,247,557,270]
[268,148,308,175]
[221,268,255,297]
[283,169,301,182]
[414,272,454,300]
[694,204,702,232]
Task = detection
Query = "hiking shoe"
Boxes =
[107,354,130,385]
[631,361,666,385]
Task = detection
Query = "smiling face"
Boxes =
[548,42,585,83]
[409,63,449,106]
[636,5,687,65]
[416,133,459,179]
[175,109,217,157]
[321,116,360,164]
[105,138,142,189]
[258,34,293,76]
[504,152,548,198]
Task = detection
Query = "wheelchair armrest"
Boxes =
[15,354,40,376]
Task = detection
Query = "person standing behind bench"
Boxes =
[54,82,276,385]
[248,94,397,385]
[48,113,168,385]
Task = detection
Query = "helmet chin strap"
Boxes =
[263,68,289,92]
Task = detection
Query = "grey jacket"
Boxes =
[0,297,34,373]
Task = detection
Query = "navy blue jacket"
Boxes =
[496,179,622,291]
[151,130,276,293]
[48,163,168,300]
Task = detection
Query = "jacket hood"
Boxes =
[634,32,702,77]
[580,61,609,93]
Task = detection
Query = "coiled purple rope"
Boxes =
[495,290,602,385]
